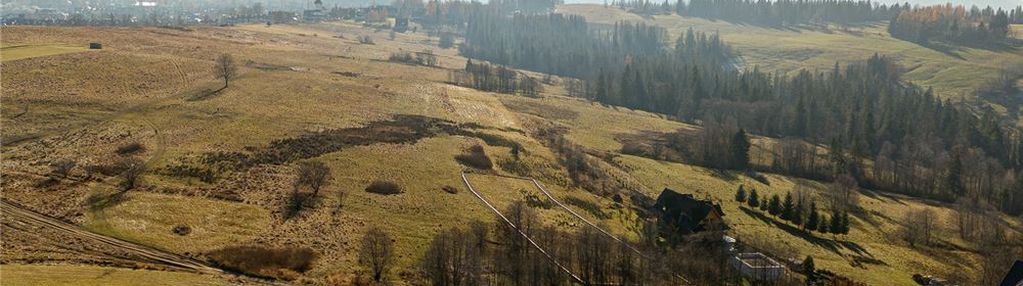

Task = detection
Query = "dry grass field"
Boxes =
[1,20,1020,286]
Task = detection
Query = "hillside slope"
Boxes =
[1,23,1020,285]
[559,4,1023,127]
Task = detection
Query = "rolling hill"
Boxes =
[1,21,1021,285]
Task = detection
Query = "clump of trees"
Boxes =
[448,59,542,96]
[889,5,1013,45]
[418,200,738,285]
[743,184,851,237]
[207,245,317,280]
[679,0,900,26]
[388,50,438,67]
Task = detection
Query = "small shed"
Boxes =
[731,252,785,281]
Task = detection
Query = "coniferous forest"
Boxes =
[888,4,1014,45]
[459,9,1023,215]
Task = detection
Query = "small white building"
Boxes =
[730,252,785,281]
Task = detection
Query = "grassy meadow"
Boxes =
[2,19,1020,286]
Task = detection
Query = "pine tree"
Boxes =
[818,215,830,233]
[768,194,782,216]
[781,192,794,221]
[802,256,816,281]
[792,200,804,226]
[829,208,843,235]
[748,189,760,208]
[839,211,851,235]
[735,185,747,202]
[806,201,819,231]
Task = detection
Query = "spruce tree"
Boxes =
[802,256,816,281]
[806,201,819,231]
[792,200,804,226]
[768,194,781,216]
[735,185,747,202]
[818,215,830,233]
[829,208,843,235]
[730,129,751,170]
[748,189,760,208]
[781,192,794,221]
[839,211,851,235]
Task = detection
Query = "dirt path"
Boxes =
[529,179,648,257]
[459,172,584,284]
[0,200,223,274]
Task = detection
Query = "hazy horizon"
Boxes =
[565,0,1022,10]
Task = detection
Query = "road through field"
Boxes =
[459,172,585,284]
[0,200,223,275]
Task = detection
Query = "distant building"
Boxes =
[392,17,409,32]
[653,188,726,234]
[1001,260,1023,286]
[731,252,785,281]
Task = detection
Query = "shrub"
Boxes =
[455,145,492,170]
[207,245,317,280]
[172,225,192,236]
[442,185,459,194]
[366,180,402,195]
[358,35,375,44]
[116,142,146,155]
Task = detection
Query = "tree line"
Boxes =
[448,59,544,96]
[417,200,753,285]
[737,184,851,236]
[680,0,898,26]
[888,4,1014,45]
[460,10,1022,215]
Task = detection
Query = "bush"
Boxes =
[455,145,492,170]
[172,224,192,236]
[442,185,459,194]
[116,142,146,155]
[207,245,317,280]
[358,35,375,44]
[366,180,402,195]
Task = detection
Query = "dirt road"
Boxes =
[1,200,223,274]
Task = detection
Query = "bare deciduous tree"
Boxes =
[213,53,238,88]
[903,208,936,247]
[50,159,77,178]
[118,157,146,191]
[829,174,860,211]
[359,226,394,282]
[295,161,331,197]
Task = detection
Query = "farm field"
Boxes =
[1,20,1020,286]
[0,44,89,61]
[559,4,1023,125]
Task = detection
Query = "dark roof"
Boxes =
[654,188,724,233]
[1001,260,1023,286]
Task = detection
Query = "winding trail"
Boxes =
[460,172,585,284]
[0,200,223,275]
